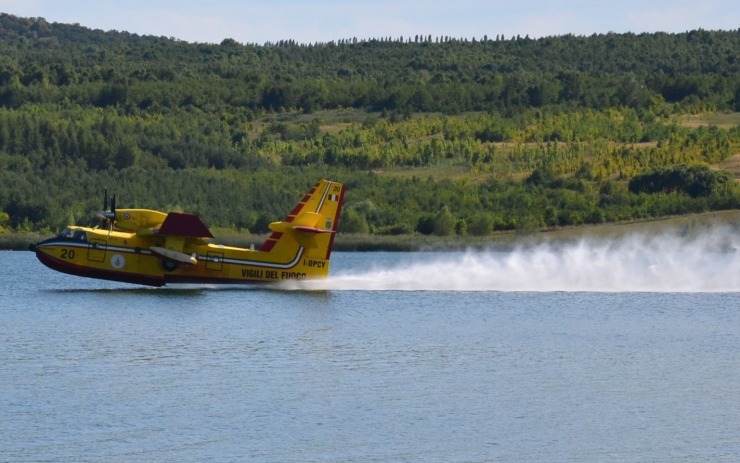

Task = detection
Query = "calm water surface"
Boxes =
[1,249,738,462]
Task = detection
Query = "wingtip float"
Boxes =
[30,179,345,287]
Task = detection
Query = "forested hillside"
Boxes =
[0,13,738,237]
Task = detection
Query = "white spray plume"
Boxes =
[288,226,739,292]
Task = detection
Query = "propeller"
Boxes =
[97,188,117,230]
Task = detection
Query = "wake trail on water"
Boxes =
[287,227,740,292]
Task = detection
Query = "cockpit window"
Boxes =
[56,228,87,241]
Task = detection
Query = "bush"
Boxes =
[339,208,370,233]
[628,165,733,198]
[467,214,493,236]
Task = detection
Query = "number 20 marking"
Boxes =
[61,249,76,259]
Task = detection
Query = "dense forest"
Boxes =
[0,13,738,238]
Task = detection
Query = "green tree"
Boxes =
[468,214,493,236]
[0,210,9,232]
[339,208,370,233]
[432,206,455,236]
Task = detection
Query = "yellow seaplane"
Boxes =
[30,179,344,286]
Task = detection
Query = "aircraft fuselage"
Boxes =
[30,227,326,287]
[30,179,344,287]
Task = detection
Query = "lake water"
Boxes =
[2,232,739,462]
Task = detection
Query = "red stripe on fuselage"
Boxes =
[257,232,282,252]
[286,194,312,222]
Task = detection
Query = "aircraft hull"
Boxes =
[31,236,328,287]
[33,245,166,286]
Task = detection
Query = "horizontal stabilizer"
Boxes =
[291,212,322,227]
[292,226,335,234]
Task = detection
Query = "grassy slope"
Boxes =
[3,111,737,251]
[680,112,740,179]
[258,109,740,182]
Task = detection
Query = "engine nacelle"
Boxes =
[113,209,168,232]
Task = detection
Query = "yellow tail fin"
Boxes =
[257,179,344,277]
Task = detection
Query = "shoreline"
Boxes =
[4,210,739,252]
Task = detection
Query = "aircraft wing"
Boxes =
[157,212,214,238]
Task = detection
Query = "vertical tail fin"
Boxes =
[257,179,344,278]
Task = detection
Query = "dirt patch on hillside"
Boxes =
[713,153,740,179]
